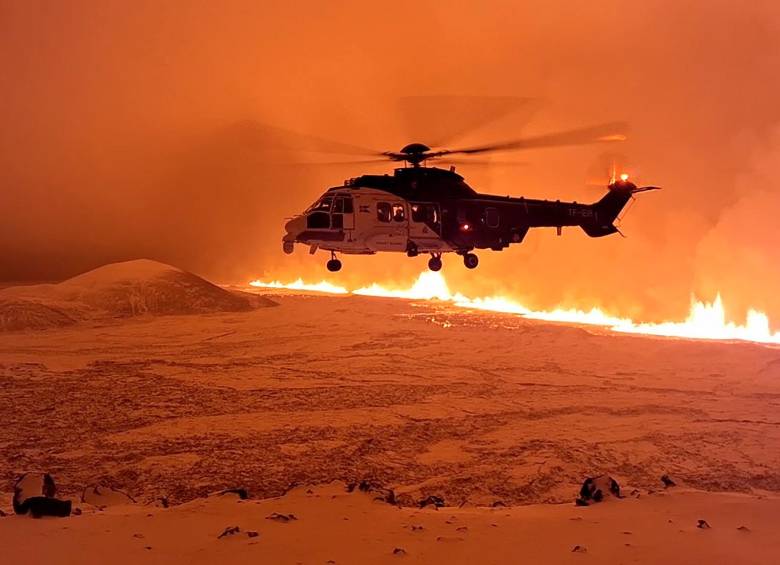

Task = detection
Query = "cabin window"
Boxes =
[392,204,405,222]
[377,202,392,222]
[485,207,500,228]
[411,203,441,233]
[333,196,354,214]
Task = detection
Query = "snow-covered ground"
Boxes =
[1,269,779,563]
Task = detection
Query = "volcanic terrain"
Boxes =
[1,261,779,563]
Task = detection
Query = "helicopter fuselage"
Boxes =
[283,166,637,271]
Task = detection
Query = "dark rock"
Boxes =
[218,488,249,500]
[418,495,445,509]
[393,547,407,556]
[246,531,260,538]
[737,525,750,532]
[13,473,71,518]
[575,498,589,507]
[491,500,506,507]
[217,526,241,539]
[266,512,298,523]
[661,475,676,488]
[27,497,72,518]
[73,508,82,516]
[347,480,397,505]
[577,475,621,505]
[82,485,136,506]
[572,545,587,553]
[697,519,711,529]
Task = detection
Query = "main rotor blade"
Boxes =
[228,120,381,156]
[397,96,540,148]
[293,158,390,166]
[437,158,528,167]
[431,121,629,158]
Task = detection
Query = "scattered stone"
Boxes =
[246,531,260,538]
[622,531,632,535]
[456,526,468,533]
[347,480,397,505]
[73,508,82,516]
[575,498,589,507]
[418,495,445,509]
[576,475,621,506]
[133,533,145,539]
[435,536,464,543]
[737,525,751,532]
[144,546,152,550]
[82,485,135,507]
[218,526,241,539]
[0,509,7,517]
[13,473,71,518]
[491,500,506,508]
[661,475,677,488]
[393,547,407,556]
[572,545,587,553]
[216,488,249,500]
[410,525,424,532]
[697,520,711,529]
[159,497,169,508]
[266,512,298,523]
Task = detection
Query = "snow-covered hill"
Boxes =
[0,259,275,330]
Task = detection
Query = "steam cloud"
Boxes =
[1,0,779,324]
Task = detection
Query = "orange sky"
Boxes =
[1,0,779,323]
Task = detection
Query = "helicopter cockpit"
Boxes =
[304,193,354,230]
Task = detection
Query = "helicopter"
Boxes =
[282,121,659,272]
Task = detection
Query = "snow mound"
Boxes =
[56,259,257,316]
[0,260,275,329]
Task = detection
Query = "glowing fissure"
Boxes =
[249,272,780,344]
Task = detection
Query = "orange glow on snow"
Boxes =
[249,272,780,345]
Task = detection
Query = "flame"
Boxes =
[248,272,780,345]
[249,278,348,294]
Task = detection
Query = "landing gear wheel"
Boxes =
[326,259,342,272]
[428,256,442,272]
[463,253,479,269]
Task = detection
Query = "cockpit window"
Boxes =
[313,197,333,212]
[377,202,391,222]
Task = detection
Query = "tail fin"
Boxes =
[582,180,647,237]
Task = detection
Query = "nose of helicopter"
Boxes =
[282,215,305,253]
